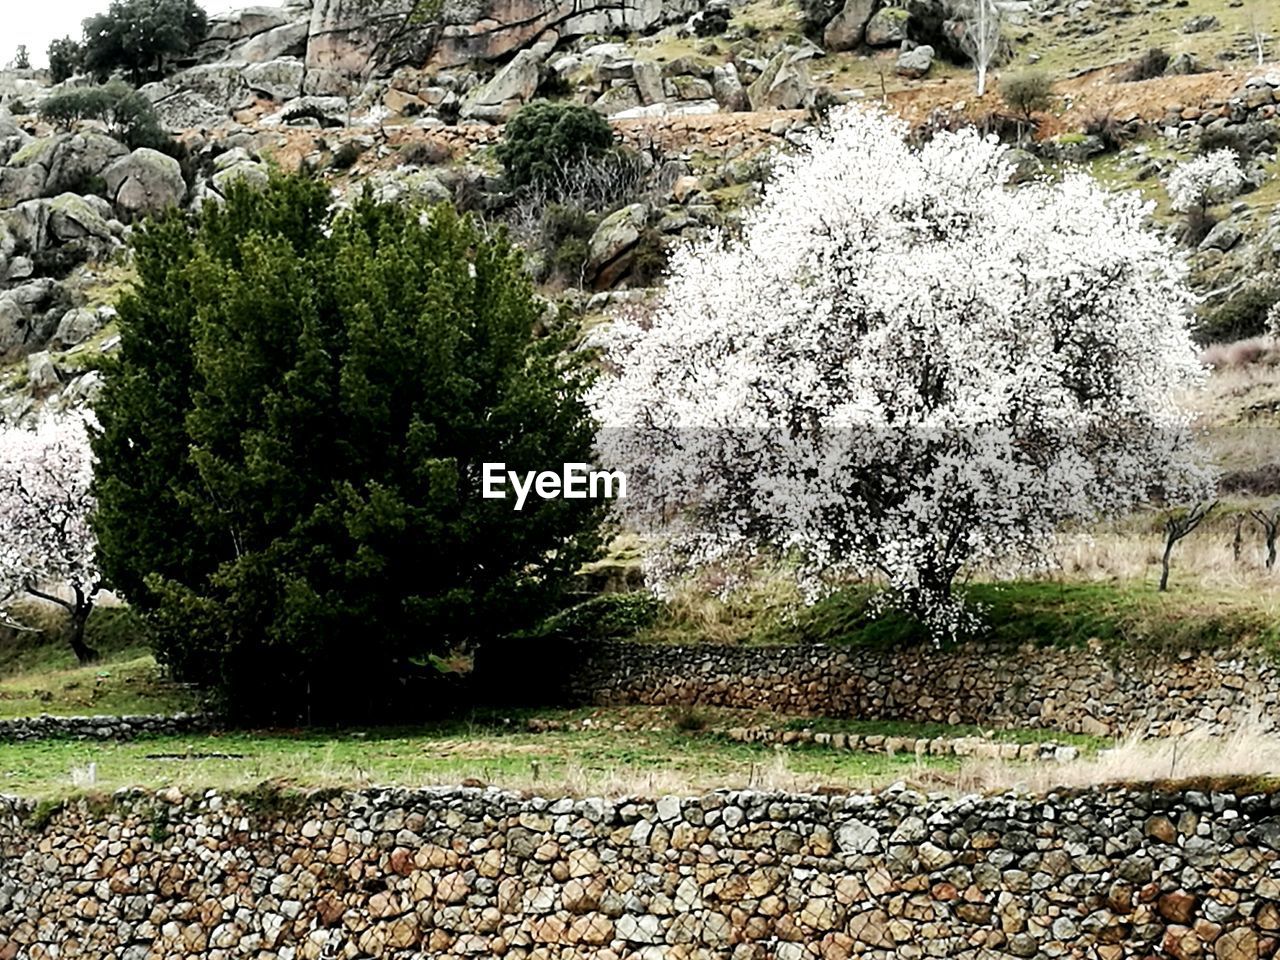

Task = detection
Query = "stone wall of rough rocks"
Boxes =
[3,781,1280,959]
[0,712,210,742]
[555,640,1280,737]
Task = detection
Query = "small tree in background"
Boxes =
[593,107,1213,637]
[48,37,85,84]
[496,101,616,189]
[39,82,172,150]
[0,416,102,664]
[82,0,207,84]
[1003,71,1052,123]
[1167,148,1245,245]
[92,174,603,721]
[12,46,31,71]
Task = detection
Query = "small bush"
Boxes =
[1123,48,1169,82]
[330,141,364,170]
[1002,70,1052,122]
[496,101,615,189]
[630,228,669,286]
[7,98,28,116]
[669,704,709,733]
[400,139,451,167]
[1196,274,1280,344]
[1083,109,1129,153]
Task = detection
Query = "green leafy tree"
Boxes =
[495,101,616,189]
[92,175,603,722]
[13,46,31,70]
[47,37,86,84]
[39,82,172,151]
[82,0,207,83]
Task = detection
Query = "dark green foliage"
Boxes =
[38,82,172,151]
[81,0,207,83]
[7,98,29,117]
[540,202,599,284]
[47,37,85,84]
[495,102,615,189]
[1002,70,1052,121]
[629,228,668,286]
[1196,275,1280,344]
[91,174,604,722]
[13,45,31,71]
[530,592,662,642]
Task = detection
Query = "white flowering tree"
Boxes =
[593,107,1213,636]
[953,0,1002,97]
[0,415,102,663]
[1166,149,1245,215]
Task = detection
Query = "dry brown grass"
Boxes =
[954,717,1280,795]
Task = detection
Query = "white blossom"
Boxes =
[1166,149,1245,213]
[0,414,100,647]
[592,107,1213,636]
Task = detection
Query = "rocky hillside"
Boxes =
[0,0,1278,427]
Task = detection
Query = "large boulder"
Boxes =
[459,49,542,122]
[1,134,127,203]
[824,0,877,52]
[144,87,232,129]
[243,59,307,101]
[0,111,31,166]
[896,44,935,79]
[711,64,747,112]
[230,21,310,62]
[747,49,814,111]
[303,0,699,94]
[588,202,648,289]
[865,7,911,46]
[0,279,60,355]
[162,63,256,113]
[103,148,186,221]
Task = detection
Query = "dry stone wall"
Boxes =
[3,781,1280,959]
[557,641,1280,738]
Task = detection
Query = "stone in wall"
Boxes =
[3,781,1280,958]
[543,638,1280,737]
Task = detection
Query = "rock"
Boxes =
[1003,147,1041,184]
[587,202,648,288]
[53,307,101,348]
[1199,220,1242,253]
[896,44,935,79]
[836,820,880,854]
[211,161,271,196]
[824,0,878,52]
[669,76,714,100]
[243,59,307,101]
[711,64,747,111]
[748,48,814,110]
[1182,15,1219,33]
[46,193,115,244]
[266,95,350,126]
[103,148,186,221]
[1216,929,1258,960]
[27,350,59,391]
[147,89,231,129]
[205,5,293,45]
[593,85,644,117]
[164,62,255,112]
[231,21,309,62]
[304,0,699,94]
[634,60,664,105]
[1166,53,1205,76]
[460,49,542,121]
[865,8,911,46]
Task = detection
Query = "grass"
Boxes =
[0,709,961,800]
[0,604,196,719]
[573,574,1280,654]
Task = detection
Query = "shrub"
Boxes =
[495,101,615,189]
[47,37,84,84]
[81,0,208,84]
[7,98,29,117]
[798,0,842,34]
[1196,274,1280,344]
[39,82,171,151]
[329,141,363,170]
[1002,70,1052,122]
[1122,47,1169,82]
[91,174,604,723]
[541,202,599,284]
[1083,109,1130,153]
[529,592,662,641]
[400,139,451,167]
[13,45,31,71]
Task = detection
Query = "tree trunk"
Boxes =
[1268,533,1276,570]
[1159,538,1174,592]
[69,604,98,665]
